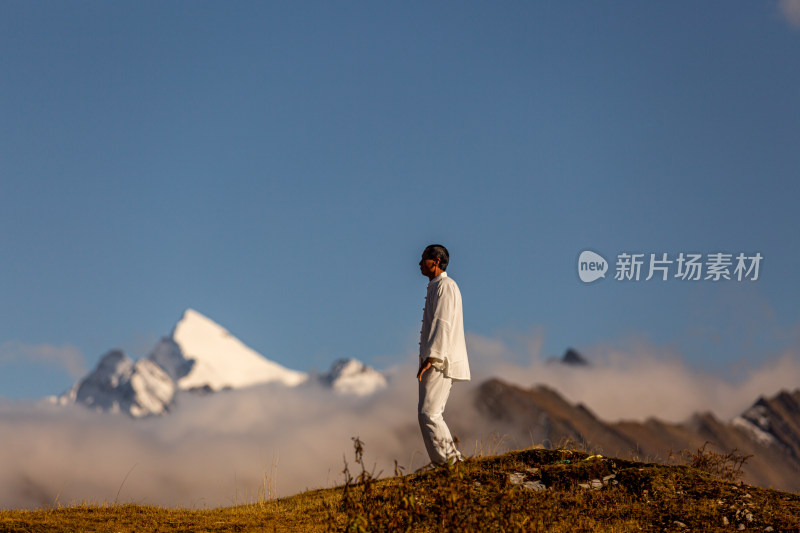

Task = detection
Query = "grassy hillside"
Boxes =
[2,444,799,532]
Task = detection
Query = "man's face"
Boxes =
[419,253,440,278]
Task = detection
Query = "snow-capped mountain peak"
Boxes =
[60,310,390,417]
[60,349,174,418]
[148,308,308,392]
[321,358,387,396]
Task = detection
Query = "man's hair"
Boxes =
[423,244,450,271]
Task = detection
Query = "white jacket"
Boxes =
[419,272,470,381]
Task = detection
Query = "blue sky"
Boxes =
[2,2,800,400]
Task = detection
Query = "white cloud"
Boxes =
[0,366,431,509]
[467,331,800,423]
[0,341,87,379]
[779,0,800,28]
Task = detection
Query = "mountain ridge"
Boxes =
[468,377,800,492]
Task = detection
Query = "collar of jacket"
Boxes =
[428,271,448,286]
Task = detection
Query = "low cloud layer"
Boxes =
[1,332,799,510]
[0,370,431,510]
[0,341,87,379]
[471,332,800,422]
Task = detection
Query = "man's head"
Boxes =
[419,244,449,280]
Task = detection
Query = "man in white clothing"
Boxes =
[416,244,470,465]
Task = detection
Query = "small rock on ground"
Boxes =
[522,480,546,491]
[508,473,525,485]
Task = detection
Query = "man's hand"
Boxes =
[417,358,432,382]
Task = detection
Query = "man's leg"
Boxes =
[418,367,462,464]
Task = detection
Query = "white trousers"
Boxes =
[418,367,462,464]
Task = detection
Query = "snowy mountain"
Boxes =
[732,390,800,456]
[320,358,387,396]
[59,349,174,418]
[148,309,308,392]
[60,309,391,417]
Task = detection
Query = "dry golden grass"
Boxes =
[0,490,342,532]
[2,443,800,532]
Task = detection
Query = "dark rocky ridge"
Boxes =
[468,378,800,492]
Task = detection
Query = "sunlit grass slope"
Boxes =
[2,446,799,532]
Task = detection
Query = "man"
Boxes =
[416,244,470,465]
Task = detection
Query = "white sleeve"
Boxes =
[423,282,457,361]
